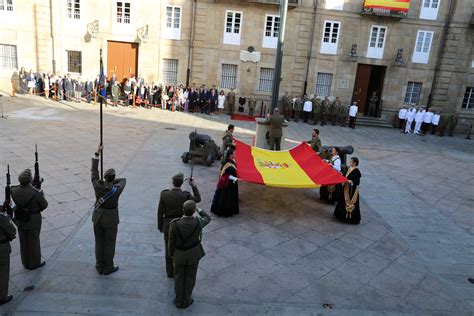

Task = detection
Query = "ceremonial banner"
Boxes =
[363,0,410,17]
[234,139,347,188]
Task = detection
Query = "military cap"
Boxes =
[172,172,184,182]
[18,169,32,184]
[183,200,197,213]
[105,168,116,177]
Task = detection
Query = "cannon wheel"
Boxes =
[182,152,190,163]
[206,155,213,167]
[216,151,222,161]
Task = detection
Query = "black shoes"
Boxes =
[175,299,194,309]
[0,295,13,305]
[28,261,46,270]
[103,266,119,275]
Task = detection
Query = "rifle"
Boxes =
[32,144,44,189]
[2,165,13,218]
[190,128,196,180]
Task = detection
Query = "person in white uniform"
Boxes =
[303,96,313,123]
[349,102,358,129]
[404,107,416,134]
[431,111,441,135]
[414,108,426,135]
[422,109,434,134]
[398,106,408,129]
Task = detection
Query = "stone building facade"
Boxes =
[0,0,473,126]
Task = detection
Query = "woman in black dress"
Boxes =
[211,148,239,217]
[334,157,361,224]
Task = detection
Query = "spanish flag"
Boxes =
[363,0,410,12]
[234,139,347,189]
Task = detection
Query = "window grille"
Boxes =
[404,82,422,105]
[0,44,18,69]
[163,59,178,84]
[462,87,474,110]
[221,64,237,89]
[315,73,333,97]
[67,51,82,74]
[258,68,274,92]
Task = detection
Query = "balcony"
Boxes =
[217,0,298,7]
[361,0,409,19]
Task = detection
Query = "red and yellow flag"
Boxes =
[363,0,410,12]
[234,139,347,188]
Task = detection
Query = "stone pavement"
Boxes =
[0,95,472,315]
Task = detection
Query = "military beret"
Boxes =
[105,168,116,177]
[172,172,184,182]
[18,169,32,184]
[183,200,197,213]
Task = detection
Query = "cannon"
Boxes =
[182,131,222,167]
[320,145,354,171]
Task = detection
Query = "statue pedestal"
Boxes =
[255,117,288,149]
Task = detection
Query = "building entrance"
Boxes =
[107,41,138,82]
[352,64,386,117]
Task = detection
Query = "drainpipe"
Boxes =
[303,0,318,96]
[186,0,197,87]
[427,0,456,110]
[49,0,56,74]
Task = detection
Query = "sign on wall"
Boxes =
[362,0,410,18]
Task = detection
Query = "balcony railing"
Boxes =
[223,0,298,6]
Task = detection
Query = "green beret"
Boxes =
[105,169,115,177]
[172,172,184,182]
[183,200,197,213]
[18,169,32,184]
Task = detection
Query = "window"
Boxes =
[412,30,434,64]
[67,0,80,19]
[223,11,242,45]
[420,0,440,20]
[67,51,82,74]
[262,15,280,49]
[221,64,237,89]
[404,82,422,105]
[315,73,333,97]
[367,26,387,59]
[116,2,130,24]
[462,87,474,110]
[0,44,17,69]
[0,0,13,12]
[320,21,340,54]
[258,68,274,92]
[325,0,344,10]
[162,59,178,84]
[163,6,181,40]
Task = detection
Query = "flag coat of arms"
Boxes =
[234,139,347,188]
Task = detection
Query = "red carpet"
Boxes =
[231,114,256,122]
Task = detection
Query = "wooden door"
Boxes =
[352,64,371,114]
[107,41,138,82]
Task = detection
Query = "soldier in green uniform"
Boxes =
[339,100,348,127]
[91,144,127,275]
[11,169,48,270]
[311,96,321,125]
[328,98,336,126]
[447,113,459,137]
[266,108,285,151]
[0,210,16,305]
[226,88,236,115]
[168,200,211,309]
[438,113,448,137]
[306,128,322,153]
[248,95,256,117]
[281,92,291,120]
[321,96,329,126]
[158,173,201,278]
[331,97,342,126]
[221,124,235,159]
[294,96,302,122]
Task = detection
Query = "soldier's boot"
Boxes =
[0,296,13,305]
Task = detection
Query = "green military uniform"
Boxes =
[91,157,127,275]
[0,212,16,305]
[321,99,329,125]
[11,169,48,270]
[221,129,234,161]
[294,98,302,122]
[331,99,341,126]
[282,94,291,119]
[339,102,348,127]
[266,111,285,151]
[438,113,448,137]
[447,113,458,137]
[227,90,236,115]
[169,200,211,309]
[248,97,256,117]
[307,135,322,153]
[328,101,336,125]
[311,97,321,125]
[158,173,201,278]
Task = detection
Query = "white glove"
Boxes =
[229,175,239,183]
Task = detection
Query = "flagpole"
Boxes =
[99,49,104,180]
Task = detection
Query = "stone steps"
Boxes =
[356,116,394,128]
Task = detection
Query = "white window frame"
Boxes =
[116,2,131,24]
[320,20,340,55]
[163,5,182,40]
[420,0,440,20]
[315,73,333,97]
[412,30,434,64]
[325,0,344,11]
[367,25,387,59]
[221,64,238,89]
[162,59,179,84]
[262,14,280,49]
[258,68,274,92]
[0,44,18,70]
[223,10,242,45]
[462,87,474,110]
[0,0,14,13]
[404,82,422,105]
[66,0,80,19]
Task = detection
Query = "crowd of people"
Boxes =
[397,106,459,137]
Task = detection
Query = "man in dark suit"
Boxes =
[199,86,210,115]
[65,75,74,101]
[168,200,211,309]
[85,79,94,103]
[188,87,198,112]
[266,108,285,151]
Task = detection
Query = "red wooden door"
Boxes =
[352,64,371,114]
[107,41,138,82]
